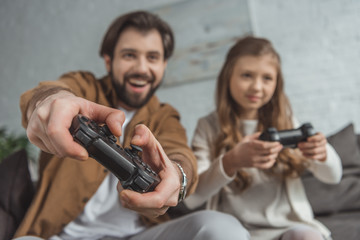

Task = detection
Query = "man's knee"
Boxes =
[189,210,249,240]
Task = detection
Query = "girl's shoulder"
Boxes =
[197,111,219,127]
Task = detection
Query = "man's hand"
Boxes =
[117,124,181,218]
[298,132,327,162]
[26,90,125,160]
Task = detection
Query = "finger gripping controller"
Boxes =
[69,114,160,193]
[259,123,316,148]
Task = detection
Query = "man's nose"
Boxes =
[134,57,149,73]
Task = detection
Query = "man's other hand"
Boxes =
[26,90,125,160]
[117,124,181,218]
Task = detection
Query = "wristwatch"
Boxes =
[174,162,187,202]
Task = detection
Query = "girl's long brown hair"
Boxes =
[215,36,308,190]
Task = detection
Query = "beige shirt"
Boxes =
[16,71,198,238]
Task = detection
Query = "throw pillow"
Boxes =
[302,123,360,215]
[303,171,360,215]
[327,123,360,168]
[0,149,35,240]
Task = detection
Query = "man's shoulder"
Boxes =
[57,71,111,92]
[59,71,99,82]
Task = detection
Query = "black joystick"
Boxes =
[69,114,160,193]
[259,123,316,148]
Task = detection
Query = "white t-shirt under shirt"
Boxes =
[52,108,145,240]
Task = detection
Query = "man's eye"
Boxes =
[123,53,136,59]
[148,55,159,61]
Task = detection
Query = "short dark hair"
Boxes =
[99,11,174,60]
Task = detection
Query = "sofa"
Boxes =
[0,149,34,240]
[302,123,360,240]
[0,123,359,240]
[170,123,360,240]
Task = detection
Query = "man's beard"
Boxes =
[110,71,161,109]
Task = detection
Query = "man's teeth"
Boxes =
[129,79,147,86]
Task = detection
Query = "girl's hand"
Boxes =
[222,132,283,176]
[297,133,327,162]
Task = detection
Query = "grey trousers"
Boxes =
[15,210,250,240]
[124,210,249,240]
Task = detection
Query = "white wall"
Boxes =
[0,0,187,134]
[159,0,360,142]
[248,0,360,135]
[1,0,359,147]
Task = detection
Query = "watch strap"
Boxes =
[174,162,187,202]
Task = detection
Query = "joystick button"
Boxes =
[101,125,112,136]
[89,120,98,131]
[74,130,92,146]
[130,144,142,155]
[80,116,89,122]
[145,166,152,173]
[134,176,150,191]
[99,125,117,143]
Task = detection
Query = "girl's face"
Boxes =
[229,54,278,119]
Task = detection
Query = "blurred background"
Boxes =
[1,0,359,148]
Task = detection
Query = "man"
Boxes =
[15,10,246,240]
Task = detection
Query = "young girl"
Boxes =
[184,36,342,240]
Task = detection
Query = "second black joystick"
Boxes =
[259,123,316,148]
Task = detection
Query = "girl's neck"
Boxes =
[239,111,258,120]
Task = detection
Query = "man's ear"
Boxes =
[103,54,111,73]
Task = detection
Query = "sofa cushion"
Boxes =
[327,123,360,168]
[316,211,360,240]
[0,149,34,240]
[303,170,360,215]
[302,123,360,215]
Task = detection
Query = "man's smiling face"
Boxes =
[104,27,167,110]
